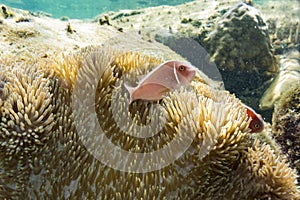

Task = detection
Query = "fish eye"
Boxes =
[254,123,260,129]
[178,65,185,71]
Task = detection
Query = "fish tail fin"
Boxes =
[124,82,135,104]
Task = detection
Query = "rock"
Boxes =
[205,3,277,73]
[268,19,300,55]
[260,50,300,110]
[199,2,282,122]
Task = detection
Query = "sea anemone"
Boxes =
[0,46,298,199]
[191,81,299,199]
[0,62,61,198]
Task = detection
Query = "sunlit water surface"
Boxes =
[1,0,195,19]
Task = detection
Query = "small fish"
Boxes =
[125,60,196,103]
[245,105,264,133]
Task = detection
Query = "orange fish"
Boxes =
[245,105,264,133]
[125,60,196,103]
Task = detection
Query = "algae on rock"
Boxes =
[272,83,300,183]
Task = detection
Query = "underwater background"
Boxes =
[0,0,299,199]
[1,0,197,19]
[1,0,275,19]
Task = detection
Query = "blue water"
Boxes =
[1,0,195,19]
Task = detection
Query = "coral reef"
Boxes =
[260,50,300,110]
[258,0,300,55]
[272,83,300,183]
[204,2,277,73]
[1,5,14,19]
[194,2,285,123]
[0,1,299,199]
[203,3,278,104]
[268,19,300,55]
[0,46,298,199]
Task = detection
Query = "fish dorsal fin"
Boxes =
[137,63,166,84]
[138,61,176,87]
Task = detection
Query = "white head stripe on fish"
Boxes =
[173,62,180,84]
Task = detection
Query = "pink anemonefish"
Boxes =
[244,105,264,133]
[125,60,196,103]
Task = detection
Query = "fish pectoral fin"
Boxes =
[124,82,136,103]
[137,74,146,82]
[158,87,171,96]
[124,82,134,93]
